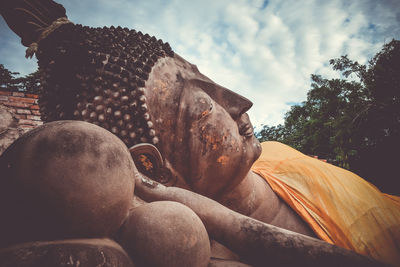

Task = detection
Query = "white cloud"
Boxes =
[1,0,399,128]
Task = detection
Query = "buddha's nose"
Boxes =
[193,79,253,120]
[222,90,253,120]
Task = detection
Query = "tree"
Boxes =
[257,40,400,194]
[330,40,400,193]
[0,64,21,91]
[0,64,40,93]
[257,124,287,143]
[18,70,41,94]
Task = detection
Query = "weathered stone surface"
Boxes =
[0,121,135,247]
[208,258,252,267]
[0,105,25,155]
[0,238,135,267]
[118,201,211,267]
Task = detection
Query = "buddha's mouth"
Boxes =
[238,114,254,138]
[239,122,254,137]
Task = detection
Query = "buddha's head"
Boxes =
[0,0,262,199]
[143,55,262,198]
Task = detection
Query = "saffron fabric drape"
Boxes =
[252,141,400,266]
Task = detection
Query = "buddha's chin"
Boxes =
[246,135,262,163]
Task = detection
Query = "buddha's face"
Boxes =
[144,55,261,198]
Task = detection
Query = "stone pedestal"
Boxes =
[0,239,135,267]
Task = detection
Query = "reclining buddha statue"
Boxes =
[0,0,399,266]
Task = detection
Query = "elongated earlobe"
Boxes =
[129,143,172,184]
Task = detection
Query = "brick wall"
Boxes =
[0,89,43,130]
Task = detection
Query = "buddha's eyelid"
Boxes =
[197,97,213,120]
[189,79,224,113]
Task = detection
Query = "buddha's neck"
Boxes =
[216,171,281,223]
[217,171,318,238]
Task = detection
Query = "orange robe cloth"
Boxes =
[251,141,400,266]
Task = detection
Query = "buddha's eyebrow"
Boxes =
[187,79,225,100]
[187,79,253,120]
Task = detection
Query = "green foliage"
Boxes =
[256,40,400,194]
[0,64,40,93]
[0,64,21,90]
[17,71,41,94]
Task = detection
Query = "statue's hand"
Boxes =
[132,169,167,203]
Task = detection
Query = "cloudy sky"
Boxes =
[1,0,399,128]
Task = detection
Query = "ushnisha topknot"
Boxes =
[0,0,174,147]
[0,0,67,47]
[35,22,174,147]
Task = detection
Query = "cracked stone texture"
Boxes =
[0,104,26,155]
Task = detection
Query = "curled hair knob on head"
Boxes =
[0,0,68,47]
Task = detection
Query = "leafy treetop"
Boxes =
[257,40,400,195]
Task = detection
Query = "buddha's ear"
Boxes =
[129,143,171,184]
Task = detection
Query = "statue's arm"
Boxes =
[135,175,386,267]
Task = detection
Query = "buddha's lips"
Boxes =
[239,122,254,137]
